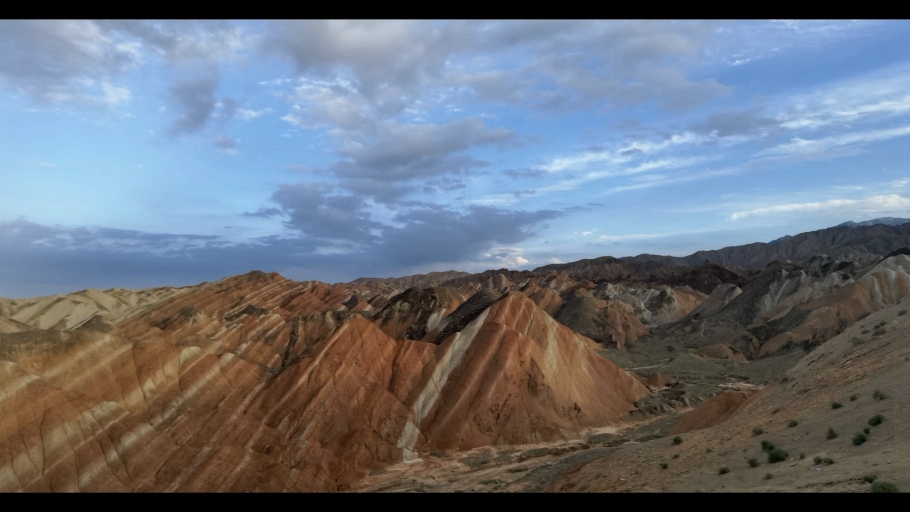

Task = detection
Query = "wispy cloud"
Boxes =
[762,125,910,159]
[730,194,910,220]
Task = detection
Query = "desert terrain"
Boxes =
[2,220,910,492]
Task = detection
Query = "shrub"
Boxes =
[868,414,885,426]
[873,327,886,336]
[718,467,729,475]
[861,329,870,334]
[788,420,798,427]
[827,427,839,440]
[672,436,683,445]
[660,462,668,469]
[853,433,867,446]
[767,448,788,463]
[764,473,773,480]
[899,309,907,316]
[752,427,763,436]
[863,427,871,435]
[706,448,712,453]
[799,453,805,460]
[873,390,888,401]
[850,395,857,401]
[822,457,835,465]
[760,440,775,452]
[831,401,844,409]
[871,481,899,493]
[771,407,781,414]
[864,474,877,484]
[813,456,822,465]
[672,454,679,459]
[748,458,759,468]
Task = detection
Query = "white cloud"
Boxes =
[101,82,131,105]
[237,107,272,120]
[763,125,910,159]
[730,194,910,220]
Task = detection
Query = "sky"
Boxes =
[3,20,910,297]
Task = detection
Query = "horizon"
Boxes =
[4,21,910,297]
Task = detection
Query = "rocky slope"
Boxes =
[0,272,650,492]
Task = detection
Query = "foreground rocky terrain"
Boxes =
[3,220,910,492]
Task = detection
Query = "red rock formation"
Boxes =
[0,275,650,492]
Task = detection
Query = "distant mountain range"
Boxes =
[834,217,910,228]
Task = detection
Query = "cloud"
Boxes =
[730,194,910,220]
[691,107,783,138]
[762,125,910,159]
[327,117,515,201]
[0,20,138,106]
[0,205,560,297]
[168,73,220,135]
[242,207,282,218]
[212,135,238,154]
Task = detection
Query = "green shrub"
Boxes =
[672,436,682,445]
[799,453,805,460]
[822,457,835,465]
[813,456,822,464]
[868,414,885,426]
[752,427,763,436]
[853,433,867,446]
[659,462,668,469]
[788,420,798,427]
[871,481,899,493]
[863,427,871,435]
[831,401,844,409]
[873,390,888,400]
[760,440,775,452]
[748,458,759,468]
[850,395,858,401]
[827,427,839,440]
[767,448,788,463]
[718,467,729,475]
[864,474,877,484]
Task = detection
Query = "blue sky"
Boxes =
[3,20,910,297]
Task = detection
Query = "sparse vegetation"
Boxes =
[813,456,822,464]
[873,390,889,400]
[869,414,885,426]
[873,327,886,336]
[767,448,788,463]
[752,427,763,436]
[672,454,679,459]
[861,329,870,335]
[864,474,877,483]
[853,433,867,446]
[864,427,871,435]
[672,436,682,445]
[850,395,858,401]
[799,453,805,460]
[764,473,773,480]
[718,467,729,475]
[760,440,775,452]
[822,457,835,465]
[788,420,798,427]
[827,427,839,440]
[771,407,781,414]
[871,481,899,493]
[660,462,668,469]
[831,401,844,409]
[748,458,759,467]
